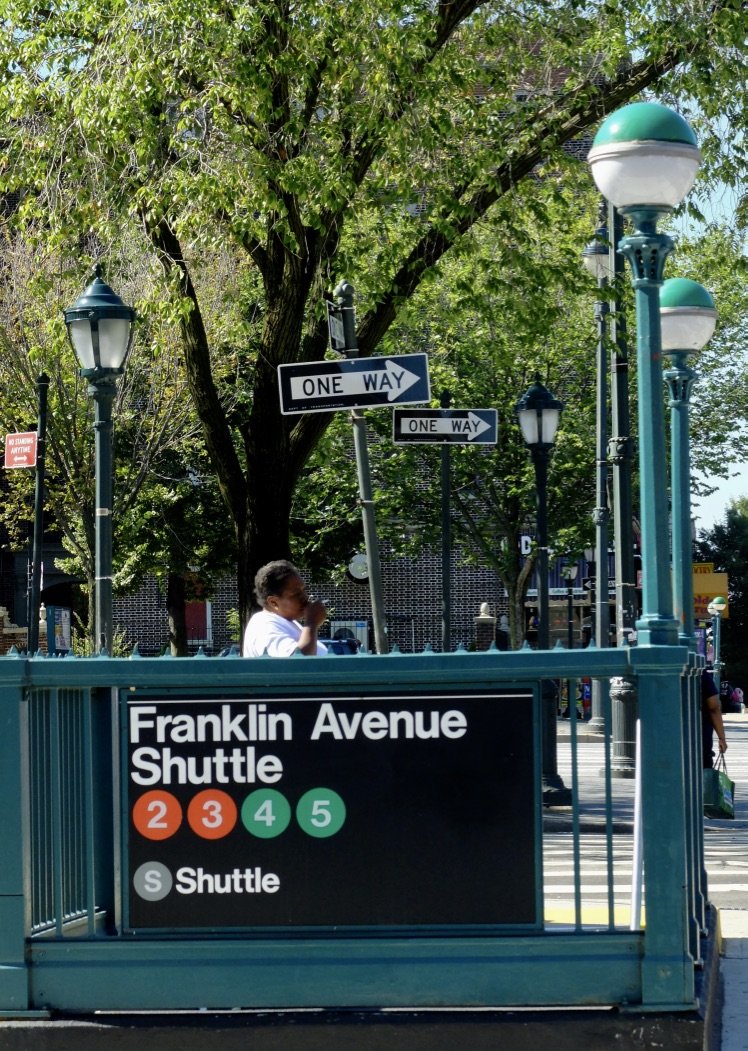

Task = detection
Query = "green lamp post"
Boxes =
[661,277,717,953]
[560,561,578,651]
[707,595,727,689]
[583,199,638,772]
[64,266,136,654]
[589,102,701,647]
[516,376,571,805]
[661,278,717,645]
[516,377,563,651]
[581,202,612,735]
[589,101,703,1005]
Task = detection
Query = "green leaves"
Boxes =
[2,0,747,632]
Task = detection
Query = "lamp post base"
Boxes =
[542,777,572,808]
[587,677,610,738]
[608,676,638,779]
[540,680,571,806]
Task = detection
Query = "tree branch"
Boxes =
[356,42,689,355]
[147,217,248,528]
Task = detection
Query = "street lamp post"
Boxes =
[589,102,700,648]
[517,377,571,805]
[661,278,717,645]
[582,205,611,735]
[28,372,50,654]
[707,596,727,689]
[561,562,578,650]
[561,561,578,720]
[661,278,717,954]
[63,266,135,654]
[589,100,702,1003]
[584,199,639,773]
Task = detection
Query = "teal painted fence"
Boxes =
[0,643,706,1015]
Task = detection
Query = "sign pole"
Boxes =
[440,391,452,653]
[333,282,389,654]
[28,373,49,654]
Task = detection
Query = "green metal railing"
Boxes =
[0,643,706,1016]
[29,688,86,934]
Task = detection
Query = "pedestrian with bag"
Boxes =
[702,667,735,819]
[702,669,727,768]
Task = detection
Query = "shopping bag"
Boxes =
[703,754,735,819]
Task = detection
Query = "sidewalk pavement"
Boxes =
[710,713,748,1051]
[557,710,748,1051]
[719,911,748,1051]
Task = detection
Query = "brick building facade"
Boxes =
[110,549,512,656]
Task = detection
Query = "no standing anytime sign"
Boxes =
[4,431,37,469]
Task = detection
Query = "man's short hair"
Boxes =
[254,560,300,605]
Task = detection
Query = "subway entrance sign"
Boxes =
[393,407,498,444]
[123,689,540,932]
[278,353,430,414]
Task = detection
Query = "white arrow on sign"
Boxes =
[290,358,422,403]
[397,411,493,440]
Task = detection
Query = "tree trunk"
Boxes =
[167,572,188,656]
[239,463,295,629]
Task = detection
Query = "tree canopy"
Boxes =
[696,499,748,687]
[0,233,234,644]
[1,0,747,624]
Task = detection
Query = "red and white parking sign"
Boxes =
[4,431,38,469]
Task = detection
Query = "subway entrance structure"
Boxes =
[0,643,707,1013]
[0,102,717,1019]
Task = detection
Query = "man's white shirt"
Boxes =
[242,610,327,657]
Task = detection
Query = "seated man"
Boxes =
[242,560,328,658]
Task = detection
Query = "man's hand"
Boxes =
[303,598,327,629]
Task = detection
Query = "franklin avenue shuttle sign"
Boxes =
[278,353,430,414]
[124,690,540,932]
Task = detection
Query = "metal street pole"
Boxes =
[608,203,638,646]
[618,211,679,646]
[608,202,638,777]
[63,266,135,655]
[534,447,551,652]
[28,373,49,654]
[590,220,610,735]
[583,201,631,752]
[708,601,725,689]
[561,563,578,652]
[517,377,570,805]
[662,279,718,961]
[661,279,717,646]
[589,99,703,1008]
[713,612,722,688]
[90,376,117,654]
[334,281,389,654]
[666,354,698,644]
[534,446,570,805]
[440,390,452,653]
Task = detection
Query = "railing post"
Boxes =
[634,651,695,1008]
[0,658,31,1011]
[684,658,707,959]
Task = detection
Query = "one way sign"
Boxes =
[392,408,498,445]
[278,353,430,415]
